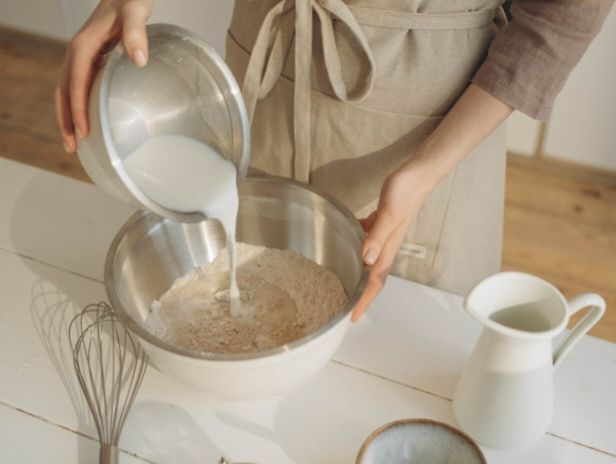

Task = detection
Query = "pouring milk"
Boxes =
[123,134,242,316]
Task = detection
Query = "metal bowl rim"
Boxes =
[105,175,369,362]
[98,22,251,224]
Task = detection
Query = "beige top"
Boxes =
[473,0,615,120]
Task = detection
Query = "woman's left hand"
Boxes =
[350,84,513,322]
[351,165,427,322]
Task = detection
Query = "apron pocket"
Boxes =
[309,88,457,284]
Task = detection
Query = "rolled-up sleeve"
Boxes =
[472,0,615,120]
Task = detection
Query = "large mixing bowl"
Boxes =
[106,177,367,399]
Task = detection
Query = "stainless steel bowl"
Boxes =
[78,23,250,223]
[105,177,367,399]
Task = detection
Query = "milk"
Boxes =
[124,134,241,314]
[489,300,554,332]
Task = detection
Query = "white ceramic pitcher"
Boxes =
[452,272,605,449]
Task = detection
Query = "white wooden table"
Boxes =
[1,158,615,464]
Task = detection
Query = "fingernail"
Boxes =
[364,248,378,266]
[76,127,84,140]
[133,49,147,67]
[63,140,71,153]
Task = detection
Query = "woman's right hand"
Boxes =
[55,0,153,153]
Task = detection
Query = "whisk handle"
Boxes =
[100,444,119,464]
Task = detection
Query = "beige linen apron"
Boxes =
[225,0,507,295]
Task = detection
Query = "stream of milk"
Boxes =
[124,134,241,315]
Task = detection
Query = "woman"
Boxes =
[55,0,614,320]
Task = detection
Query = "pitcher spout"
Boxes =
[463,272,568,340]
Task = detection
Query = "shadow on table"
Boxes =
[30,279,100,464]
[14,172,226,463]
[6,165,133,458]
[214,375,374,464]
[30,279,224,464]
[123,400,224,464]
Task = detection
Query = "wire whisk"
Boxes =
[69,302,148,464]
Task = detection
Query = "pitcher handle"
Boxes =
[553,293,606,370]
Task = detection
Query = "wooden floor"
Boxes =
[2,26,616,342]
[502,156,616,341]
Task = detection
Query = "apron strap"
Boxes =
[294,0,314,183]
[242,0,375,182]
[242,1,497,183]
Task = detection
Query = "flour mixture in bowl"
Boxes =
[145,243,349,354]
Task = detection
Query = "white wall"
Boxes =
[148,1,233,55]
[506,112,539,157]
[542,6,616,171]
[0,0,233,55]
[0,0,71,40]
[505,5,616,171]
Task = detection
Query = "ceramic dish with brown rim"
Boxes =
[356,418,486,464]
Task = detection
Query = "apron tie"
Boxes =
[242,0,376,182]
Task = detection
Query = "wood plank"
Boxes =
[503,204,616,292]
[0,68,60,135]
[0,26,87,181]
[0,25,66,62]
[502,203,616,339]
[506,157,616,230]
[0,403,151,464]
[503,155,616,341]
[0,25,64,137]
[508,151,616,187]
[0,126,89,181]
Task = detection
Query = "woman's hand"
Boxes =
[350,84,513,322]
[55,0,153,153]
[351,165,428,322]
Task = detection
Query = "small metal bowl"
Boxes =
[356,419,486,464]
[78,23,250,223]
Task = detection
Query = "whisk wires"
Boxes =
[69,302,147,460]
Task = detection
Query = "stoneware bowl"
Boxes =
[106,176,367,400]
[356,419,486,464]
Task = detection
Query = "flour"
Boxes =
[145,242,348,354]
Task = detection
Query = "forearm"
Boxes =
[400,83,512,198]
[355,84,512,319]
